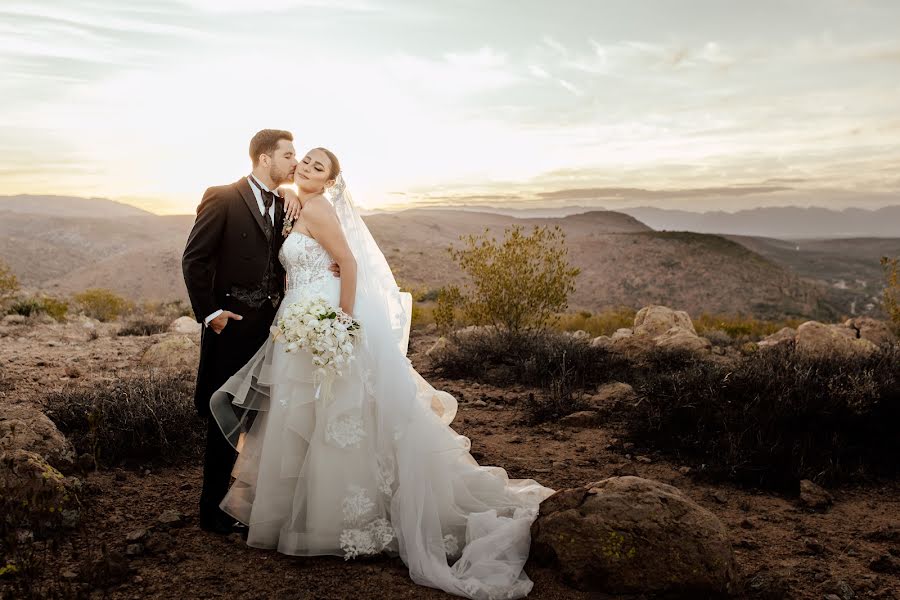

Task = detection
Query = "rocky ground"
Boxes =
[1,315,899,599]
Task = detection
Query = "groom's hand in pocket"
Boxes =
[209,310,242,334]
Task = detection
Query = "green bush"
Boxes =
[447,225,580,333]
[44,371,203,466]
[73,288,133,322]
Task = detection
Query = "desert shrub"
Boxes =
[5,296,68,321]
[521,352,591,424]
[882,256,900,332]
[434,287,463,334]
[118,315,169,336]
[702,328,734,348]
[555,307,637,337]
[693,312,804,341]
[39,297,69,321]
[430,327,631,389]
[44,371,203,466]
[7,298,44,318]
[73,288,133,322]
[0,259,18,300]
[447,225,580,333]
[619,343,900,489]
[139,299,192,320]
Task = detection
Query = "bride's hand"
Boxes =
[282,187,301,221]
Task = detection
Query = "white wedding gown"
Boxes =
[210,230,554,600]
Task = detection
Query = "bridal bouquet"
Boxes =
[271,296,361,377]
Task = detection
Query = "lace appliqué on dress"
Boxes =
[376,454,395,496]
[443,533,459,557]
[339,485,395,560]
[325,414,365,448]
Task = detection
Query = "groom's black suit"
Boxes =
[182,177,286,529]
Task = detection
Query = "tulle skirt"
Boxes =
[210,281,554,599]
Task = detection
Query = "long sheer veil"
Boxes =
[327,175,549,599]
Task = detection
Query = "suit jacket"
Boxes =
[182,177,287,322]
[182,177,287,415]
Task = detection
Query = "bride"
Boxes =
[209,147,554,599]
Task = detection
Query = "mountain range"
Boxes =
[2,195,897,320]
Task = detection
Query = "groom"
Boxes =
[182,129,296,534]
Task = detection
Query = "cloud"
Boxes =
[537,186,793,201]
[178,0,381,12]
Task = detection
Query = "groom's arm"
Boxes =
[182,187,227,323]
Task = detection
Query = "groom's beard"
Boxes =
[269,165,292,186]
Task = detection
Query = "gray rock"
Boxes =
[795,321,877,358]
[588,382,635,408]
[0,405,76,471]
[844,316,897,346]
[558,411,601,428]
[757,326,797,349]
[157,509,184,527]
[654,326,711,354]
[140,335,199,369]
[168,316,201,335]
[633,305,696,337]
[799,479,833,511]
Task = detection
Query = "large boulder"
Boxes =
[168,316,201,336]
[844,316,897,347]
[0,449,82,532]
[531,476,737,596]
[633,305,696,337]
[0,404,75,471]
[758,326,797,349]
[795,321,878,358]
[140,335,200,369]
[655,326,712,354]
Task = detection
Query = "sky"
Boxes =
[1,0,899,214]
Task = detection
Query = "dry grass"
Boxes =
[44,371,203,467]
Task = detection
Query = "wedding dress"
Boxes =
[210,176,554,599]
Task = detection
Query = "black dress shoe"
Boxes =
[200,512,244,535]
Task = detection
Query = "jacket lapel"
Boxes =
[274,197,285,243]
[234,177,269,238]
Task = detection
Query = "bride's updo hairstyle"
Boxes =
[315,147,341,181]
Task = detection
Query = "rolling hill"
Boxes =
[0,197,845,320]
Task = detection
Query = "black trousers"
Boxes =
[195,300,276,525]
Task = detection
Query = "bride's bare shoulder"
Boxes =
[302,194,337,221]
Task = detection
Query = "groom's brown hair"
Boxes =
[250,129,293,167]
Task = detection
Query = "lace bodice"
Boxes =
[279,232,334,293]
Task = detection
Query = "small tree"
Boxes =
[0,259,18,300]
[881,256,900,332]
[447,225,580,333]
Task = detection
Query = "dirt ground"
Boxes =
[1,317,898,599]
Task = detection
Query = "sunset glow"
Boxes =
[2,1,899,213]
